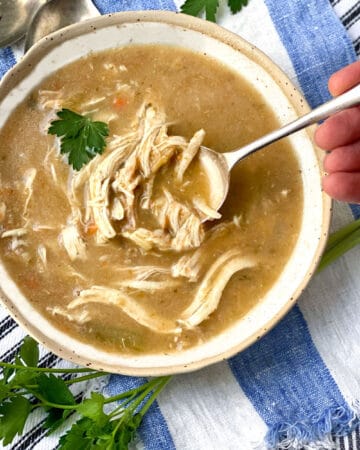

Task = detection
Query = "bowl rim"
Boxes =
[0,10,332,375]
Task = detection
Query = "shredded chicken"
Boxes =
[113,265,171,280]
[115,279,181,291]
[68,286,181,334]
[121,228,171,252]
[171,215,204,252]
[10,238,27,252]
[111,197,124,221]
[171,221,239,282]
[139,176,154,210]
[47,306,90,325]
[38,90,64,110]
[175,129,205,182]
[37,244,47,265]
[178,250,255,329]
[0,202,6,222]
[193,197,221,220]
[59,225,86,261]
[2,228,27,238]
[152,190,204,251]
[65,104,210,253]
[22,168,37,218]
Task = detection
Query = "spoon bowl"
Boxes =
[0,0,46,47]
[203,83,360,213]
[24,0,99,51]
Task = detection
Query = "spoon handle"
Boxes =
[224,83,360,169]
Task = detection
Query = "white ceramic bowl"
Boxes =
[0,11,331,375]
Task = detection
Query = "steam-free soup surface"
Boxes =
[0,45,303,354]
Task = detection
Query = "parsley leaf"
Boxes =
[181,0,219,22]
[38,373,76,406]
[10,369,39,388]
[20,336,39,367]
[180,0,250,21]
[228,0,248,13]
[58,418,94,450]
[0,397,31,445]
[77,392,107,426]
[48,109,109,171]
[44,409,73,434]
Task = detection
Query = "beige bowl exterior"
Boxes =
[0,11,331,375]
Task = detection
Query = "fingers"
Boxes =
[322,172,360,203]
[316,62,360,203]
[324,141,360,173]
[328,60,360,96]
[314,106,360,150]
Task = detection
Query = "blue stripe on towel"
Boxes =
[264,0,356,108]
[0,47,16,79]
[229,306,357,447]
[349,204,360,219]
[106,375,176,450]
[228,1,358,447]
[93,0,176,14]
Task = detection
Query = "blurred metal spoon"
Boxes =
[0,0,47,47]
[200,83,360,213]
[24,0,99,52]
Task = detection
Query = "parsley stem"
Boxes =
[65,372,108,385]
[103,378,160,404]
[317,227,360,272]
[126,380,160,415]
[124,377,170,417]
[109,393,137,418]
[0,362,96,373]
[325,217,360,251]
[27,390,77,410]
[140,376,171,416]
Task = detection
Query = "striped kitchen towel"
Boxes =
[1,0,360,449]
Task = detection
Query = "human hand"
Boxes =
[315,61,360,203]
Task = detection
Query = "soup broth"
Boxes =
[0,45,303,354]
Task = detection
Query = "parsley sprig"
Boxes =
[180,0,249,22]
[48,109,109,171]
[0,337,170,448]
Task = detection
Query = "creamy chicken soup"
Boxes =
[0,45,303,354]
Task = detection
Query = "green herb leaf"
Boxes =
[181,0,250,21]
[38,373,75,406]
[77,392,107,426]
[44,409,73,434]
[10,368,39,388]
[0,396,31,445]
[117,413,143,449]
[58,417,94,450]
[59,416,116,449]
[1,367,14,384]
[20,336,39,367]
[180,0,219,22]
[0,384,10,403]
[228,0,248,13]
[48,109,109,171]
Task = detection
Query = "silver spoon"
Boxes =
[0,0,48,47]
[24,0,99,52]
[201,83,360,212]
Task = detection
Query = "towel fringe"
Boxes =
[261,405,360,449]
